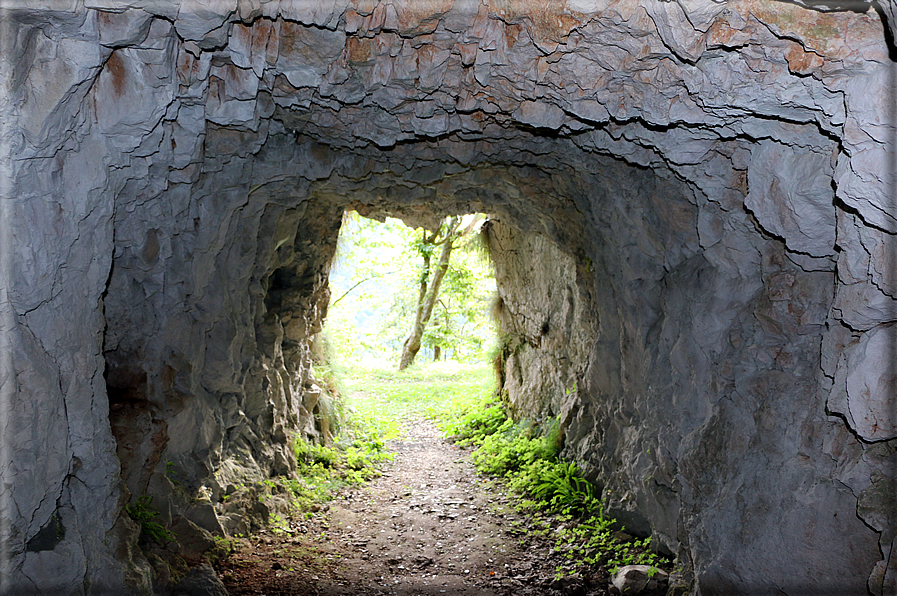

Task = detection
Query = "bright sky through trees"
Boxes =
[323,212,498,369]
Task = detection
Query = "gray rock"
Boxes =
[171,563,228,596]
[513,100,567,130]
[611,565,669,594]
[744,141,836,259]
[832,324,897,442]
[3,1,895,594]
[185,501,225,536]
[170,516,217,561]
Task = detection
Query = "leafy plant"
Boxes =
[126,496,174,544]
[294,439,340,467]
[433,393,667,578]
[470,419,558,477]
[208,535,235,565]
[269,513,291,535]
[509,459,602,516]
[439,396,506,448]
[280,403,396,514]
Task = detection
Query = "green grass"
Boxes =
[341,360,495,439]
[277,361,493,514]
[283,417,394,512]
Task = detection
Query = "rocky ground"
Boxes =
[216,418,625,596]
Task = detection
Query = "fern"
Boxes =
[126,495,174,544]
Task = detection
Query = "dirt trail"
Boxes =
[218,417,613,596]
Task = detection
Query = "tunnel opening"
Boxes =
[5,2,896,594]
[322,211,498,373]
[96,118,893,594]
[99,130,686,590]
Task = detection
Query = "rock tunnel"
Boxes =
[2,1,896,594]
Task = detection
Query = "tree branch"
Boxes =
[331,270,398,307]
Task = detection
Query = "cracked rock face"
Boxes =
[2,1,895,594]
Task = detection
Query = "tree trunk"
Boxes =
[398,231,454,370]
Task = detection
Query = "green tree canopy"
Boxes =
[324,212,496,368]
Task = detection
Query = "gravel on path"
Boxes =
[217,418,614,596]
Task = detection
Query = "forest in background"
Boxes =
[323,212,497,369]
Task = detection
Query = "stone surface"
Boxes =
[2,1,895,595]
[171,563,228,596]
[485,220,596,424]
[611,564,669,594]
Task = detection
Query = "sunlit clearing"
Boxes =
[323,211,498,372]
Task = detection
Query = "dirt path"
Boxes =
[218,417,613,595]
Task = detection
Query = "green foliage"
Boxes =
[418,227,495,360]
[347,361,495,435]
[280,358,415,511]
[471,419,559,476]
[269,513,291,535]
[508,459,602,516]
[325,212,497,366]
[278,362,493,517]
[435,395,666,577]
[281,473,334,512]
[126,496,174,545]
[294,439,340,468]
[553,513,662,572]
[208,535,236,565]
[441,399,506,448]
[287,416,394,510]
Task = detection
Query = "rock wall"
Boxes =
[2,1,895,594]
[486,220,597,423]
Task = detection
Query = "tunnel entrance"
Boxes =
[97,121,891,595]
[217,211,661,596]
[8,3,894,594]
[290,207,501,467]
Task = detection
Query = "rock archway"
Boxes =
[2,1,895,594]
